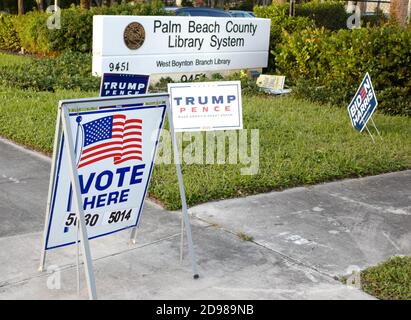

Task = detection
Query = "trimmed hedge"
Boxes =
[2,1,167,55]
[296,1,349,30]
[277,25,411,116]
[254,4,314,72]
[253,1,349,72]
[0,14,20,51]
[0,51,100,91]
[255,2,349,31]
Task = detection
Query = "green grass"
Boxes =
[361,256,411,300]
[1,85,410,209]
[237,232,254,242]
[0,52,32,66]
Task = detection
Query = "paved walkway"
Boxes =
[2,137,409,299]
[190,170,411,278]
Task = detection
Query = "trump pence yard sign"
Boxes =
[168,81,242,132]
[44,103,166,249]
[100,73,149,97]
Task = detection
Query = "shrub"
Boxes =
[275,27,330,81]
[0,51,100,92]
[11,1,167,56]
[0,14,20,51]
[254,4,314,72]
[378,87,411,117]
[14,10,52,55]
[255,2,349,31]
[277,25,411,116]
[238,0,254,11]
[296,1,349,30]
[361,8,388,27]
[151,71,262,96]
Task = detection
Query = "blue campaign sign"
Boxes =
[45,104,166,250]
[100,73,149,97]
[347,73,378,132]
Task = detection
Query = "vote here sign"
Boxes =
[45,104,166,250]
[347,73,378,132]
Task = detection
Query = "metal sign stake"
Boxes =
[130,103,199,279]
[370,116,382,140]
[168,105,199,279]
[76,222,81,296]
[365,125,376,144]
[39,107,62,272]
[180,217,185,263]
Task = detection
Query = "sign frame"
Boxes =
[39,93,199,300]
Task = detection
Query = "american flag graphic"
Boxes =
[78,114,142,169]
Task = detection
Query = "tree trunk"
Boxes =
[390,0,408,27]
[36,0,44,11]
[18,0,24,15]
[80,0,90,10]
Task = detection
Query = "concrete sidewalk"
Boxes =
[2,137,408,299]
[190,171,411,278]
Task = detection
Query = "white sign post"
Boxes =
[39,93,199,299]
[92,15,271,76]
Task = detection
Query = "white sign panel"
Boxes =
[257,75,285,90]
[45,104,166,249]
[92,15,271,76]
[168,81,242,132]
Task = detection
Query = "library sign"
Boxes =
[92,15,271,76]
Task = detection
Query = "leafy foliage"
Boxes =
[151,71,262,97]
[0,51,100,91]
[276,25,411,116]
[296,1,350,30]
[0,14,21,51]
[7,2,167,56]
[254,4,314,72]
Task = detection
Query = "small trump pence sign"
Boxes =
[100,73,149,97]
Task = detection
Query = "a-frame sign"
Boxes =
[39,94,199,299]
